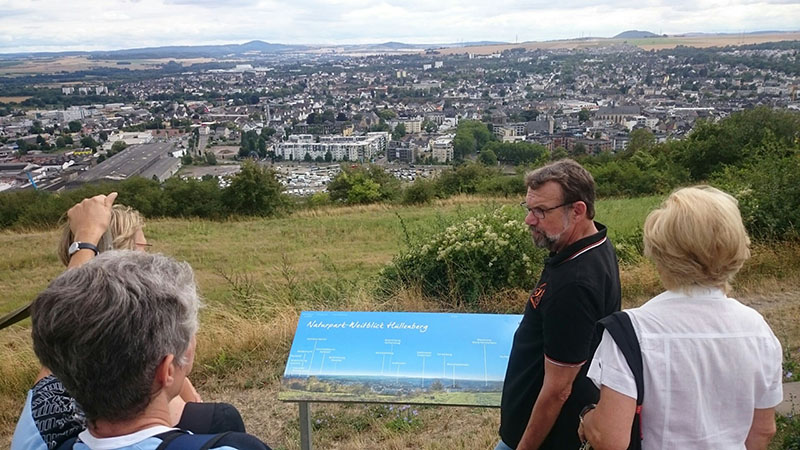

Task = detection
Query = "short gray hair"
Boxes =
[32,250,200,422]
[525,159,596,219]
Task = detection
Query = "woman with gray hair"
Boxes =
[16,251,270,449]
[578,186,783,449]
[12,194,246,450]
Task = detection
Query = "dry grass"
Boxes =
[1,197,800,448]
[0,56,214,75]
[0,96,31,103]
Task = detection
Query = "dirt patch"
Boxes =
[0,96,31,103]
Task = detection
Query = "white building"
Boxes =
[276,132,388,162]
[102,131,154,151]
[430,134,455,163]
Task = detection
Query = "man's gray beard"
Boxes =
[531,228,560,251]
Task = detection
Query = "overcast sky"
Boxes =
[1,0,799,53]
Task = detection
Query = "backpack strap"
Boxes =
[54,436,79,450]
[52,429,233,450]
[596,311,644,450]
[156,430,233,450]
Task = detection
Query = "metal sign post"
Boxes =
[299,402,312,450]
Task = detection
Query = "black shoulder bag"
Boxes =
[595,311,644,450]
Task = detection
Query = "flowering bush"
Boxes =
[380,206,545,307]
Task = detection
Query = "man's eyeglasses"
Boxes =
[520,201,573,219]
[135,242,152,249]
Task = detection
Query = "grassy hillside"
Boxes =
[1,194,798,449]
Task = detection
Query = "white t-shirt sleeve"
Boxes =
[587,329,638,400]
[754,327,784,409]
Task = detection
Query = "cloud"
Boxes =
[0,0,797,53]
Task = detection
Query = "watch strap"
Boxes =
[70,242,99,257]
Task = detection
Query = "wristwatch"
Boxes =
[68,242,99,257]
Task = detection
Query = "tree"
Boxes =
[376,108,397,120]
[422,119,438,133]
[68,121,82,133]
[222,161,285,216]
[478,149,498,166]
[303,152,313,162]
[570,142,587,156]
[80,136,98,150]
[392,123,407,140]
[324,151,333,162]
[369,119,391,132]
[204,151,217,165]
[578,108,591,123]
[181,153,193,165]
[111,141,128,155]
[453,133,476,160]
[328,165,400,204]
[626,129,656,156]
[56,137,66,148]
[550,147,569,161]
[15,140,28,155]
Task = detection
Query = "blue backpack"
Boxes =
[55,430,233,450]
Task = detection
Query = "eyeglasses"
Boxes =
[520,201,573,219]
[135,242,152,248]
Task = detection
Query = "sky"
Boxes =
[0,0,799,54]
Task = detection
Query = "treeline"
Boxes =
[0,161,285,229]
[1,107,798,240]
[395,106,800,240]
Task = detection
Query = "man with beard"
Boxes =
[496,159,621,450]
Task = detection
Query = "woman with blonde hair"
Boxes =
[578,186,782,449]
[12,194,245,450]
[57,203,150,267]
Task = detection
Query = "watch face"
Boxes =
[68,241,80,256]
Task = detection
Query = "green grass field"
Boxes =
[1,194,798,449]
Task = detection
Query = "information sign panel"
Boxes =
[279,311,522,407]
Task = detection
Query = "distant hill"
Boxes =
[0,40,308,59]
[89,40,307,59]
[614,30,661,39]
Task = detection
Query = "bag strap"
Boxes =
[596,311,644,450]
[596,311,644,404]
[0,303,31,331]
[52,429,233,450]
[54,436,78,450]
[156,430,233,450]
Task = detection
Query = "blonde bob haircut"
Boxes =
[643,186,750,293]
[58,204,145,267]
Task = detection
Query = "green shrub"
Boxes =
[612,227,644,265]
[712,154,800,240]
[475,173,525,197]
[328,164,400,204]
[379,206,545,308]
[401,178,436,205]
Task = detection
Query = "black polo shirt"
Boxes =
[499,223,621,449]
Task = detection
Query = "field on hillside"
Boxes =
[1,195,799,449]
[436,32,800,55]
[0,56,214,76]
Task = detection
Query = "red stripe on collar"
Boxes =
[562,236,607,263]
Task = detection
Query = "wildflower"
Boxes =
[787,371,794,379]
